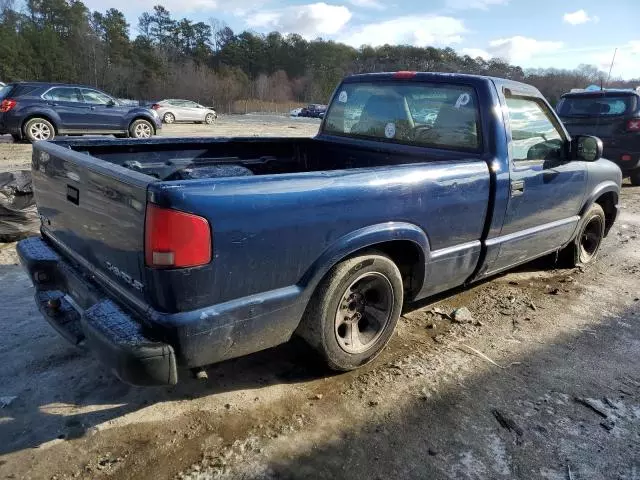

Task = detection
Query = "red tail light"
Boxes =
[393,71,417,79]
[145,204,211,268]
[151,104,160,110]
[0,99,17,113]
[627,119,640,132]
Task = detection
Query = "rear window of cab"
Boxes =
[557,94,638,117]
[322,81,481,152]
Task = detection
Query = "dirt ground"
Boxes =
[1,118,640,479]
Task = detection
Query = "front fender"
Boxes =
[298,222,430,295]
[580,180,619,217]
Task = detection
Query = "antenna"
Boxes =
[606,48,618,87]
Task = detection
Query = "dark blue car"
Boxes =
[0,82,161,142]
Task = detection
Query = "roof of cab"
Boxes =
[342,71,540,95]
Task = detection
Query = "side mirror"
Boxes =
[106,99,116,107]
[572,135,603,162]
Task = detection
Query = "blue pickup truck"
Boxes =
[17,72,621,386]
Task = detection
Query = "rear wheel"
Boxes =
[629,169,640,186]
[560,203,606,267]
[24,118,55,142]
[129,119,154,139]
[205,113,215,125]
[298,253,403,371]
[163,112,175,124]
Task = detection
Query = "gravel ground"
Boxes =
[1,121,640,479]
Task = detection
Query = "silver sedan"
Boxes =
[153,99,217,125]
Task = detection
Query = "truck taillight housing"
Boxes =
[0,99,16,112]
[145,204,211,268]
[151,103,160,110]
[627,119,640,132]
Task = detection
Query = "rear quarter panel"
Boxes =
[148,160,491,311]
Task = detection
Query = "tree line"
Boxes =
[0,0,638,112]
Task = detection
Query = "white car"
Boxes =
[153,99,217,125]
[290,107,303,117]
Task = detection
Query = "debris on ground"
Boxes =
[492,408,524,436]
[574,397,609,418]
[451,307,474,324]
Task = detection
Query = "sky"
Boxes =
[81,0,640,79]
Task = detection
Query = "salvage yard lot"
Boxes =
[1,116,640,479]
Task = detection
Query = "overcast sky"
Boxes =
[81,0,640,79]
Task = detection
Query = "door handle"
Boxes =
[47,102,58,107]
[90,106,96,110]
[511,180,525,197]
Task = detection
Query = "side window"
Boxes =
[184,101,199,108]
[505,96,565,162]
[42,87,82,102]
[80,89,113,105]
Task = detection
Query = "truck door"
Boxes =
[488,91,587,274]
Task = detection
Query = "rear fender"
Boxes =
[20,107,61,131]
[298,222,430,296]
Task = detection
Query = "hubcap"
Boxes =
[334,272,394,354]
[164,114,174,124]
[206,114,214,124]
[134,123,151,138]
[580,216,603,259]
[29,122,51,140]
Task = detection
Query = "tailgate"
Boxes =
[561,116,627,138]
[32,141,152,301]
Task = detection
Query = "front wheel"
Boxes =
[129,119,154,139]
[629,169,640,186]
[561,203,606,267]
[205,113,215,125]
[163,112,175,124]
[24,118,55,142]
[298,253,403,371]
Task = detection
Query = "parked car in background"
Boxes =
[0,82,161,142]
[557,89,640,185]
[17,72,620,386]
[152,99,217,125]
[290,107,303,117]
[300,104,327,118]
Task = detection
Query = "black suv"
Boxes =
[557,89,640,184]
[0,82,161,142]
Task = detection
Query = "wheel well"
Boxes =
[594,192,617,236]
[21,114,57,135]
[130,116,156,133]
[348,240,425,300]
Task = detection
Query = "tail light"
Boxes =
[627,119,640,132]
[145,204,211,268]
[151,104,160,110]
[0,99,17,113]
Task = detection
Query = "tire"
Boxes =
[561,203,606,267]
[163,112,175,124]
[629,169,640,186]
[205,113,215,125]
[129,119,154,139]
[298,253,403,371]
[24,118,55,142]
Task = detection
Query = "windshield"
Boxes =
[557,94,637,117]
[323,81,481,151]
[0,84,11,100]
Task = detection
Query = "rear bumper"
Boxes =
[17,235,306,385]
[17,236,178,386]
